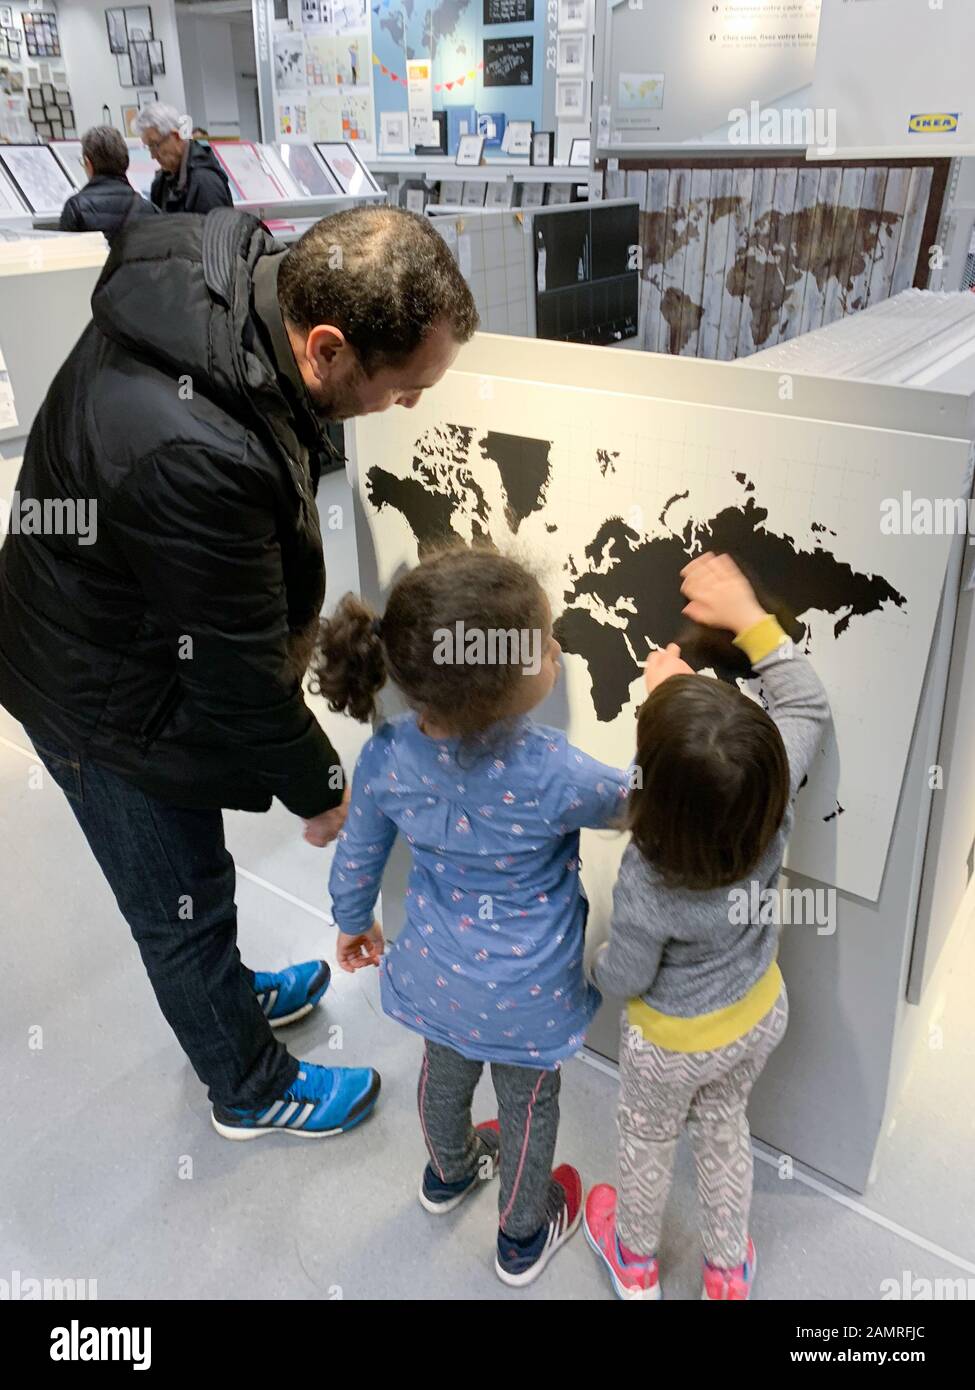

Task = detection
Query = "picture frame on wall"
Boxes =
[7,36,20,62]
[557,33,586,75]
[124,6,154,42]
[40,83,55,105]
[147,40,165,76]
[0,6,12,28]
[568,136,590,167]
[0,33,8,61]
[380,110,410,156]
[485,179,514,210]
[28,88,44,110]
[530,130,553,166]
[414,110,447,157]
[121,105,140,138]
[106,8,127,55]
[35,122,53,140]
[455,132,485,167]
[501,120,533,157]
[129,40,152,88]
[555,77,585,119]
[137,90,157,110]
[55,90,71,108]
[520,181,545,208]
[461,181,487,207]
[557,0,586,30]
[117,52,134,87]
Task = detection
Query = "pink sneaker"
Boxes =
[584,1184,661,1301]
[702,1238,757,1300]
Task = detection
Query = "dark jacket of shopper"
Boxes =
[0,209,346,817]
[59,174,158,245]
[150,138,233,214]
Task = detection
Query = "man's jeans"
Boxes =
[26,727,299,1109]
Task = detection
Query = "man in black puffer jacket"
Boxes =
[0,205,478,1138]
[134,100,233,215]
[59,125,157,244]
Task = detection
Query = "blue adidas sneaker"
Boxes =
[253,959,331,1028]
[211,1061,380,1140]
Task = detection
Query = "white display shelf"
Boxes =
[369,157,585,184]
[232,191,387,219]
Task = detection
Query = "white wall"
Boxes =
[231,17,259,142]
[175,11,243,137]
[57,0,186,136]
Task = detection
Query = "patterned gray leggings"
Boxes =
[616,984,788,1268]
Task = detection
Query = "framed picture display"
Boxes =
[121,105,140,138]
[380,109,409,156]
[51,141,87,190]
[439,179,463,204]
[106,8,127,54]
[44,105,60,121]
[557,32,586,75]
[0,5,12,26]
[485,179,514,210]
[28,88,44,110]
[555,77,585,120]
[568,136,591,167]
[461,180,487,207]
[211,141,288,204]
[455,132,485,167]
[55,89,71,108]
[0,143,76,215]
[124,6,154,42]
[147,39,164,75]
[129,40,152,88]
[315,141,382,196]
[40,83,55,104]
[520,181,545,208]
[414,110,447,157]
[545,181,572,205]
[557,0,586,30]
[276,143,339,197]
[35,122,53,140]
[117,52,134,87]
[404,187,426,215]
[501,119,532,157]
[0,32,7,60]
[477,111,506,150]
[137,90,157,110]
[530,130,553,166]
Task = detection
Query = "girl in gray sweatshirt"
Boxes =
[583,551,831,1301]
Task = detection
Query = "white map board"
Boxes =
[350,358,971,904]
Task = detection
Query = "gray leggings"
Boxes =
[418,1040,563,1240]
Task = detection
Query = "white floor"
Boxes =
[2,466,974,1300]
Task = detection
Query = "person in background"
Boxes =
[191,127,209,140]
[58,126,157,245]
[133,101,232,214]
[317,547,631,1287]
[584,552,831,1301]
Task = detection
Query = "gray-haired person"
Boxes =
[58,126,158,245]
[134,101,233,215]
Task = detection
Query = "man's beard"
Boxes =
[315,364,366,423]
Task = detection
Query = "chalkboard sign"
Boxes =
[483,0,534,22]
[483,36,534,87]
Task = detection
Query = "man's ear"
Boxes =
[305,324,347,378]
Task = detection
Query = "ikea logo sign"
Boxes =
[908,113,959,134]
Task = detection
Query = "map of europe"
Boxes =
[365,422,905,724]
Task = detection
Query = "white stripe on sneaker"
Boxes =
[291,1103,315,1128]
[259,1100,285,1124]
[274,1101,299,1126]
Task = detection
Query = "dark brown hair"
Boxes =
[629,675,790,891]
[277,206,479,377]
[310,546,549,737]
[81,125,129,179]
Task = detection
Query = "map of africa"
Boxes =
[365,423,903,727]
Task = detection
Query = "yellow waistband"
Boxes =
[627,959,783,1052]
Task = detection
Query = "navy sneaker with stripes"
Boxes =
[495,1165,583,1287]
[211,1061,380,1140]
[253,959,331,1028]
[419,1119,501,1214]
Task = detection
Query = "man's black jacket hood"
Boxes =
[0,209,344,817]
